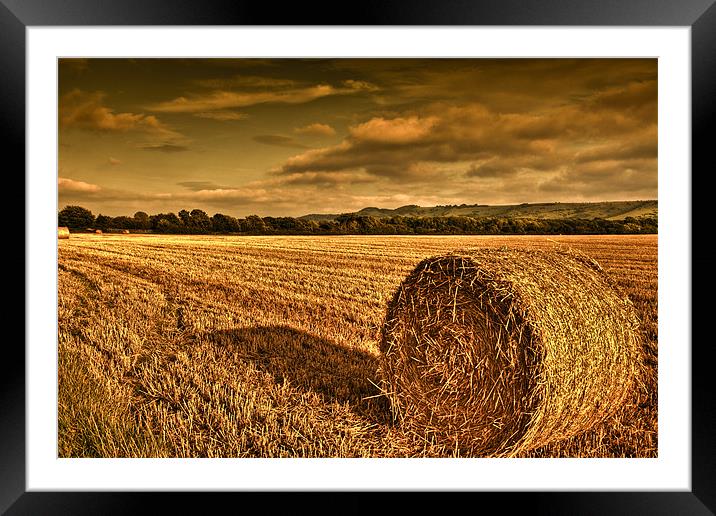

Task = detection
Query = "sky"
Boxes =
[58,58,657,218]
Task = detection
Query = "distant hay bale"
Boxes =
[58,227,70,239]
[122,229,130,234]
[95,229,103,235]
[380,247,641,457]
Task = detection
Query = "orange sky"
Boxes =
[58,58,657,217]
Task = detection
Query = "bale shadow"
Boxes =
[208,326,391,424]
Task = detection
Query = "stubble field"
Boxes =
[57,234,657,458]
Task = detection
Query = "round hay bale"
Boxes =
[58,226,70,240]
[95,229,103,235]
[122,229,130,234]
[379,247,641,457]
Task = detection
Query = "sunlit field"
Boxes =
[57,234,657,458]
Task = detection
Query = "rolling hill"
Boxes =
[300,200,657,222]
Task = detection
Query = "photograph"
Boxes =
[56,57,658,459]
[5,3,707,509]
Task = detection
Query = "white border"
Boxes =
[27,27,691,491]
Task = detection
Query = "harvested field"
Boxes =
[57,234,657,458]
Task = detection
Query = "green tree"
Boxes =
[58,205,95,229]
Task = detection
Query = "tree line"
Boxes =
[58,205,657,236]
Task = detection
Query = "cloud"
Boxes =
[466,154,564,178]
[177,181,233,191]
[466,161,519,178]
[574,131,657,163]
[58,177,101,193]
[146,80,378,113]
[273,96,657,199]
[58,176,264,209]
[59,89,181,140]
[61,169,381,216]
[274,108,505,179]
[342,79,379,92]
[294,123,336,137]
[195,75,299,89]
[194,111,248,121]
[147,85,337,113]
[349,116,438,144]
[174,188,269,204]
[140,143,190,153]
[347,59,656,114]
[108,157,122,166]
[60,58,89,73]
[280,171,376,186]
[538,158,657,198]
[58,59,657,214]
[587,79,657,122]
[252,135,309,149]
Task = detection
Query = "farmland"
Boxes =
[57,234,657,458]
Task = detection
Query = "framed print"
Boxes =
[7,0,714,513]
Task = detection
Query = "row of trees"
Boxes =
[58,205,657,235]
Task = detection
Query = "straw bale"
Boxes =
[379,247,641,456]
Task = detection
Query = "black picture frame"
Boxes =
[6,0,714,513]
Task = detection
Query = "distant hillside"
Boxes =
[300,200,657,222]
